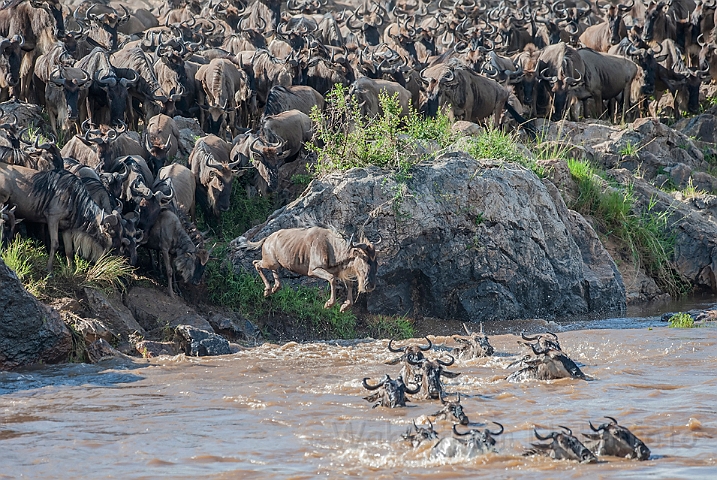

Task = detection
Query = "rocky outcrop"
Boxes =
[173,115,203,159]
[230,153,626,322]
[175,325,232,356]
[0,259,72,370]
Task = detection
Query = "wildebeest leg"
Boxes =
[46,218,60,273]
[307,267,337,308]
[253,259,274,296]
[340,279,353,312]
[162,247,175,298]
[62,230,75,270]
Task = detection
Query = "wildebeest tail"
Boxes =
[505,103,537,140]
[233,235,266,251]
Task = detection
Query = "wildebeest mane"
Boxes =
[263,85,290,116]
[30,169,103,234]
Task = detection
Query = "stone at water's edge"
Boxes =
[0,259,72,370]
[230,153,626,322]
[175,325,232,356]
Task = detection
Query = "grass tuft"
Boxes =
[668,312,696,328]
[363,315,415,340]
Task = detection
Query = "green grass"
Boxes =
[566,159,687,297]
[1,237,133,298]
[198,181,275,242]
[619,141,639,157]
[205,250,358,339]
[465,127,545,177]
[668,312,696,328]
[363,315,415,340]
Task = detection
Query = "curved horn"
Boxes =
[605,416,618,425]
[534,427,555,441]
[463,323,472,335]
[452,424,471,436]
[404,380,421,395]
[521,331,540,341]
[559,425,573,435]
[436,354,454,366]
[387,339,404,352]
[589,420,604,432]
[362,377,384,390]
[487,422,504,436]
[419,336,432,351]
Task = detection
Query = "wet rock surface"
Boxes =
[175,325,232,356]
[0,259,72,370]
[231,153,626,322]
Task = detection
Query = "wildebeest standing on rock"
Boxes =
[236,226,378,312]
[0,164,121,272]
[144,209,209,298]
[189,134,241,218]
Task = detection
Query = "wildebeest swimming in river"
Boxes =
[402,418,439,447]
[524,426,598,463]
[362,374,419,408]
[430,423,504,459]
[236,226,378,312]
[582,416,651,460]
[452,323,494,359]
[385,336,432,386]
[507,335,587,382]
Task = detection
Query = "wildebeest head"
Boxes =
[452,423,503,453]
[624,42,668,96]
[420,63,458,118]
[386,336,432,364]
[453,322,494,359]
[0,203,18,245]
[642,1,668,43]
[0,35,22,89]
[538,64,582,120]
[145,131,172,176]
[527,426,597,463]
[408,354,460,400]
[85,4,130,50]
[433,392,469,425]
[347,237,378,294]
[402,419,439,448]
[362,374,419,408]
[507,343,587,382]
[604,2,633,46]
[50,67,91,122]
[118,213,142,266]
[174,245,210,285]
[196,141,242,216]
[248,136,284,193]
[582,416,650,460]
[96,67,138,127]
[519,331,561,352]
[21,134,64,171]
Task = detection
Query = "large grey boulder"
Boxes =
[230,153,626,322]
[0,259,72,369]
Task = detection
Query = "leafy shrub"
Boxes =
[668,312,695,328]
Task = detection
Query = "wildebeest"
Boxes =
[195,57,248,136]
[420,58,528,130]
[144,209,209,298]
[189,134,241,218]
[507,343,587,382]
[350,76,411,118]
[525,426,598,463]
[582,416,651,460]
[263,84,324,116]
[259,108,312,162]
[385,336,432,386]
[452,323,494,359]
[237,227,378,312]
[0,202,17,244]
[229,133,282,195]
[430,423,504,459]
[144,114,180,176]
[431,393,469,425]
[0,164,120,271]
[407,354,461,400]
[402,419,439,447]
[362,374,419,408]
[519,331,562,352]
[157,163,195,219]
[44,67,91,134]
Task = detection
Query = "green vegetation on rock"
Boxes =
[668,312,696,328]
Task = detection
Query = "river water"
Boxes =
[2,301,717,478]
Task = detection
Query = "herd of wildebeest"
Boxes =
[366,327,652,462]
[0,0,716,298]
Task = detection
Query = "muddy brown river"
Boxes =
[2,310,717,478]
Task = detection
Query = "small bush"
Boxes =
[199,182,275,242]
[57,252,134,293]
[364,315,415,340]
[668,312,696,328]
[465,127,544,177]
[1,237,49,296]
[567,159,687,297]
